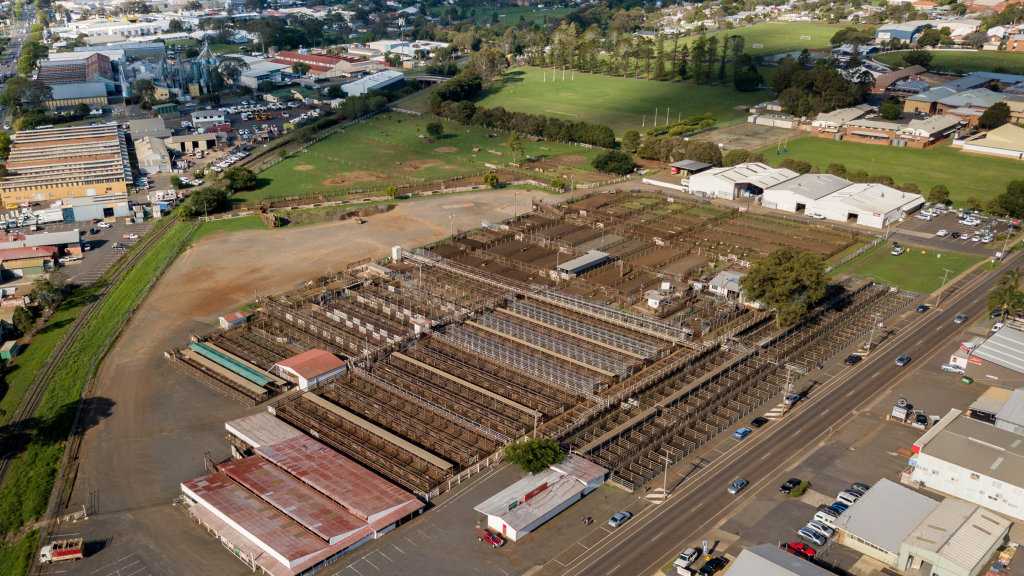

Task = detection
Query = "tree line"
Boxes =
[431,73,616,148]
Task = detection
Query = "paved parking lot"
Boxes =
[54,220,153,286]
[893,210,1013,256]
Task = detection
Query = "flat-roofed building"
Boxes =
[833,478,939,567]
[44,81,109,111]
[898,497,1011,576]
[911,409,1024,521]
[0,123,131,207]
[727,544,837,576]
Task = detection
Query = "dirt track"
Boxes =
[65,189,556,575]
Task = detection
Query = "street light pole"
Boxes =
[662,448,670,496]
[936,268,954,307]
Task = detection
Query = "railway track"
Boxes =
[9,215,189,573]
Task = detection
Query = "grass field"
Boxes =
[0,531,36,576]
[832,241,982,293]
[245,113,602,202]
[462,5,573,25]
[0,219,197,537]
[478,67,766,134]
[193,215,267,243]
[702,22,849,56]
[876,50,1024,75]
[762,138,1021,205]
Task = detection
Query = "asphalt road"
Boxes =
[561,252,1021,576]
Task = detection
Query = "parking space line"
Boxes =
[376,550,393,563]
[390,543,405,555]
[362,556,379,571]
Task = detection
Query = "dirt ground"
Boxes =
[695,123,800,150]
[64,188,558,576]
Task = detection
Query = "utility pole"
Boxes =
[866,312,882,352]
[936,268,954,307]
[662,447,671,495]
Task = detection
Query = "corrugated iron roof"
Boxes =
[274,349,344,380]
[225,412,303,449]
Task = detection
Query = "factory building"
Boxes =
[763,175,924,229]
[0,123,132,207]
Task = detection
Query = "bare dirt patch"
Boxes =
[322,170,386,186]
[694,123,799,150]
[403,159,444,170]
[434,146,458,153]
[294,164,315,172]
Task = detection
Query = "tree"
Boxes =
[74,102,91,118]
[171,176,184,189]
[425,122,444,139]
[591,150,635,175]
[469,48,508,80]
[292,61,310,76]
[684,140,723,166]
[979,102,1010,130]
[224,167,257,192]
[927,184,951,205]
[988,269,1023,316]
[827,163,847,177]
[0,133,10,160]
[732,53,762,92]
[723,149,753,166]
[917,28,942,47]
[12,306,35,336]
[503,437,565,474]
[132,78,157,106]
[994,180,1024,218]
[622,130,641,154]
[902,50,932,67]
[181,187,231,218]
[168,18,186,33]
[507,133,525,161]
[741,248,828,327]
[483,172,500,188]
[830,26,874,46]
[880,99,902,121]
[780,158,812,174]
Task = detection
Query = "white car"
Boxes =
[96,221,112,229]
[992,322,1005,333]
[935,229,948,237]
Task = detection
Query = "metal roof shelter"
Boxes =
[916,410,1024,485]
[556,250,612,277]
[996,389,1024,433]
[727,544,836,576]
[834,478,938,556]
[766,173,852,201]
[973,323,1024,375]
[255,433,425,529]
[225,412,304,451]
[901,498,1011,576]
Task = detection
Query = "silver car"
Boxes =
[728,478,749,495]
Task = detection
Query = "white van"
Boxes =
[813,510,838,528]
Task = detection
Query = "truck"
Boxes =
[39,538,84,564]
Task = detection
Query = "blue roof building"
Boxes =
[876,22,931,43]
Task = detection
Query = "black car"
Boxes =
[915,414,929,427]
[916,304,930,313]
[750,416,769,428]
[951,231,961,239]
[779,477,802,494]
[845,354,862,365]
[700,557,728,575]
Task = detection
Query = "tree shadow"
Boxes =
[36,317,73,336]
[0,397,116,461]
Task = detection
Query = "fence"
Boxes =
[825,236,883,273]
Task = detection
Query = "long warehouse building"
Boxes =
[0,123,132,207]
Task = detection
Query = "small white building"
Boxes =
[191,109,226,129]
[272,349,346,391]
[474,455,606,542]
[911,409,1024,522]
[341,70,405,97]
[688,162,798,200]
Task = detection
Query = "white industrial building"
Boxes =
[898,498,1011,576]
[688,162,798,200]
[474,455,606,542]
[342,70,405,97]
[911,409,1024,521]
[726,544,836,576]
[763,174,924,229]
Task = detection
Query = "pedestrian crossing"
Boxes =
[763,402,788,420]
[644,487,668,504]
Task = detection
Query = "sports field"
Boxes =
[245,113,602,202]
[762,137,1020,205]
[478,67,766,134]
[703,22,849,56]
[876,50,1024,75]
[832,241,982,293]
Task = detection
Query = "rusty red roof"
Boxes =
[273,349,344,380]
[256,434,424,529]
[220,456,371,545]
[182,472,329,568]
[0,246,58,261]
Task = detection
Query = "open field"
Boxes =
[762,137,1021,205]
[702,21,849,56]
[192,215,267,243]
[876,49,1024,75]
[831,241,982,293]
[245,113,602,202]
[477,67,767,134]
[461,5,573,25]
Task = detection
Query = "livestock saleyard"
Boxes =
[170,191,912,505]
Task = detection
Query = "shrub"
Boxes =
[790,480,810,497]
[591,150,635,175]
[504,438,565,474]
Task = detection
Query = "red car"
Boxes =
[478,530,504,548]
[784,541,816,558]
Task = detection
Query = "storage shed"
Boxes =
[273,349,346,390]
